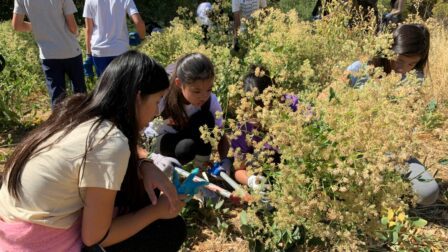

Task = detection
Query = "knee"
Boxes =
[174,139,197,164]
[407,161,440,205]
[414,179,440,205]
[163,216,187,251]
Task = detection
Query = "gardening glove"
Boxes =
[173,168,209,197]
[83,54,94,78]
[129,32,141,46]
[247,175,267,191]
[148,153,181,178]
[208,158,232,178]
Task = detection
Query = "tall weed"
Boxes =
[0,21,47,128]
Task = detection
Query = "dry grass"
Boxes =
[409,24,448,244]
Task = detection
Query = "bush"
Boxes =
[0,0,13,22]
[1,0,447,249]
[138,2,445,250]
[0,21,47,128]
[432,0,448,26]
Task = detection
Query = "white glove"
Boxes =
[148,153,181,178]
[247,175,266,191]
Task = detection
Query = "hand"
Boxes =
[139,160,179,211]
[83,54,94,77]
[173,168,209,197]
[208,158,232,178]
[247,175,266,191]
[149,153,181,178]
[154,194,187,220]
[129,32,141,46]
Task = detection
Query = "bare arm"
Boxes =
[235,168,250,185]
[391,0,405,15]
[82,186,184,247]
[11,13,31,32]
[130,13,145,41]
[65,14,78,36]
[85,18,93,54]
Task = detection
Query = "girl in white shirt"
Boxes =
[145,53,230,172]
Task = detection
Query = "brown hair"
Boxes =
[161,53,215,129]
[370,24,430,74]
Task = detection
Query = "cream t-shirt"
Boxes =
[0,119,130,229]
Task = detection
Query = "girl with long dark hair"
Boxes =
[348,23,430,88]
[346,24,439,205]
[0,51,186,251]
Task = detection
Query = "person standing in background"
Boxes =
[232,0,267,50]
[12,0,86,108]
[83,0,146,77]
[383,0,406,24]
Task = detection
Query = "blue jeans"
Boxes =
[92,56,117,77]
[41,54,86,108]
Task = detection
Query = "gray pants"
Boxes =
[405,158,440,205]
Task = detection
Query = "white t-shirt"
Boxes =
[197,2,212,26]
[232,0,267,19]
[145,93,223,137]
[83,0,139,57]
[0,119,130,229]
[13,0,81,59]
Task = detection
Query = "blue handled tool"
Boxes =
[173,168,209,197]
[207,161,246,193]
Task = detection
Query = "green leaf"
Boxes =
[426,99,437,112]
[215,199,224,210]
[376,232,388,241]
[329,87,336,102]
[221,222,229,229]
[240,210,248,225]
[392,231,399,244]
[438,158,448,166]
[381,217,389,225]
[412,218,427,228]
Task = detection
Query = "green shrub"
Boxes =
[0,21,47,128]
[432,0,448,25]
